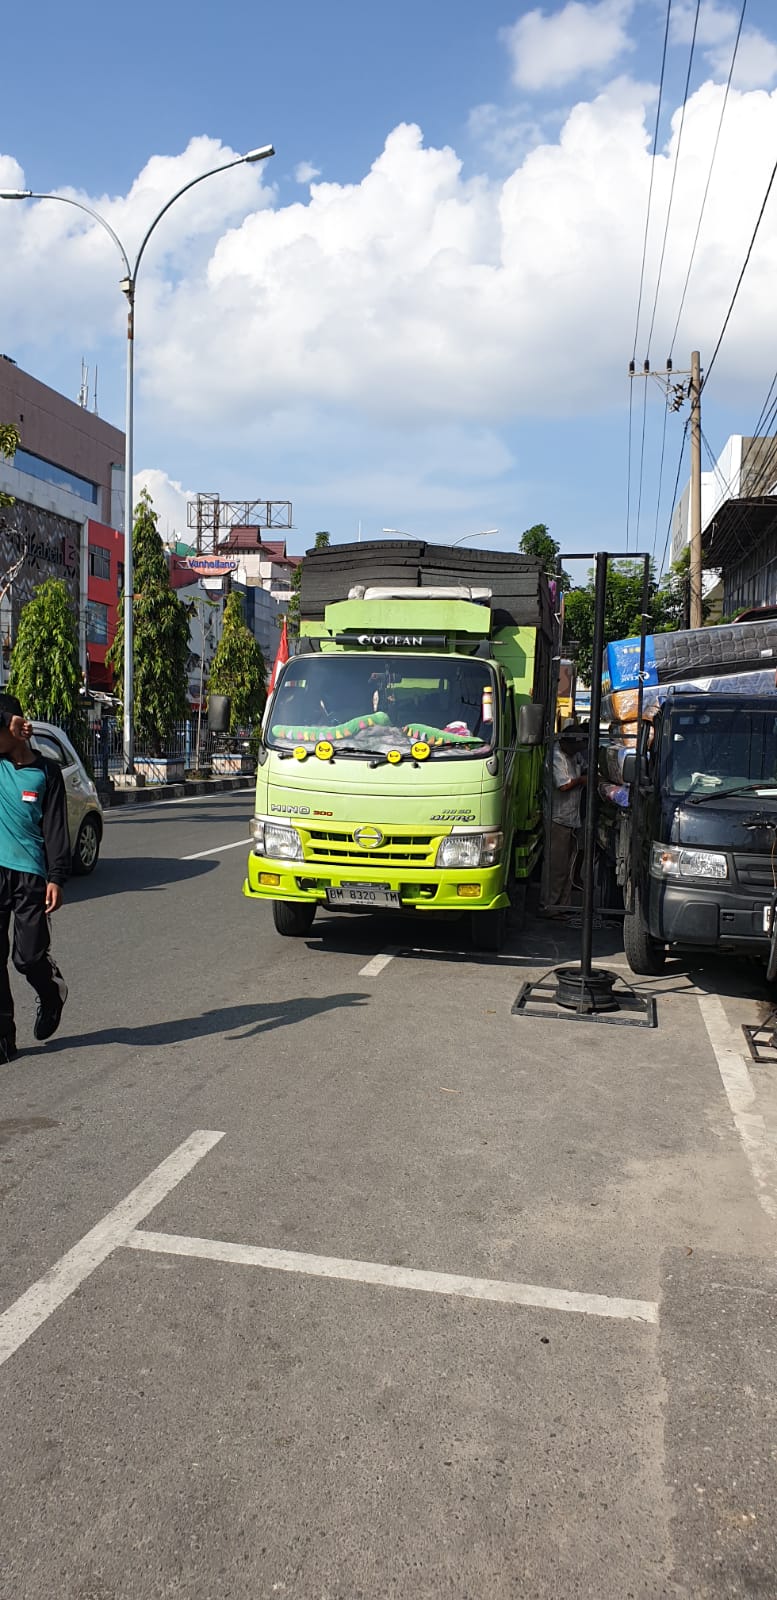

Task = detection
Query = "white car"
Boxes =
[30,722,104,876]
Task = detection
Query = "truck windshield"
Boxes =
[666,706,777,798]
[267,654,497,758]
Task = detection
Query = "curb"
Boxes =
[102,775,255,809]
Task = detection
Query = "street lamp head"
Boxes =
[242,145,275,163]
[0,190,33,200]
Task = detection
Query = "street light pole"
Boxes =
[451,528,499,546]
[1,144,274,771]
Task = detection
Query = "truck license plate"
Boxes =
[326,885,400,908]
[763,904,775,934]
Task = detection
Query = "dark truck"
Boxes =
[604,692,777,977]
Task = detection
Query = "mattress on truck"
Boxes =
[603,620,777,694]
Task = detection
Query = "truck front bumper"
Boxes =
[243,851,509,912]
[649,878,772,953]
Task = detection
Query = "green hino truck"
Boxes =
[244,540,555,949]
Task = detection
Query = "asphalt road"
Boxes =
[1,789,776,1599]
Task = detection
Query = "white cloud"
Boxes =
[134,469,192,543]
[671,1,777,90]
[294,160,321,185]
[711,27,777,90]
[4,79,777,462]
[502,0,635,92]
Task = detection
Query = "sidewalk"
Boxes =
[101,775,254,809]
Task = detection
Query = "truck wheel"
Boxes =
[272,900,317,937]
[470,908,506,952]
[623,884,665,975]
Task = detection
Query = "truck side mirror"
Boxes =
[208,694,231,733]
[621,751,637,786]
[517,703,545,746]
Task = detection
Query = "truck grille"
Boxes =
[304,828,439,867]
[733,854,777,890]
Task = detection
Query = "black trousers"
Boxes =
[0,868,65,1043]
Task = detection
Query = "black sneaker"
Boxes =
[34,978,68,1042]
[0,1033,17,1064]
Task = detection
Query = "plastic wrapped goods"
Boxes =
[599,781,630,809]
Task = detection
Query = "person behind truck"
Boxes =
[549,725,587,907]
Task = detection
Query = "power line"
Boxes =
[632,0,673,360]
[703,152,777,391]
[634,377,649,551]
[659,416,690,574]
[651,396,670,565]
[668,0,748,359]
[645,0,702,359]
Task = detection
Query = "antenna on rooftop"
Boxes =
[77,359,89,409]
[92,365,99,416]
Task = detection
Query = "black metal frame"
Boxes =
[512,966,657,1028]
[519,550,660,1027]
[742,1013,777,1063]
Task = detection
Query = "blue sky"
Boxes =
[3,0,777,565]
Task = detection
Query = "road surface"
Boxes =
[0,789,775,1598]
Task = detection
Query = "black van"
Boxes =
[614,693,777,976]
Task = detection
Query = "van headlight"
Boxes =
[251,819,303,860]
[436,830,503,869]
[650,844,727,880]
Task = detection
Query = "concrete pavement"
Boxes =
[0,790,775,1597]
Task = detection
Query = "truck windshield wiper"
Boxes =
[687,783,777,805]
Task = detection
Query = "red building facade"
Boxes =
[86,519,124,690]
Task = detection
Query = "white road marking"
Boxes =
[105,791,251,819]
[699,994,777,1224]
[126,1229,658,1324]
[359,949,397,977]
[0,1130,225,1368]
[182,838,251,861]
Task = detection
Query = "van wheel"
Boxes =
[470,908,506,952]
[72,816,101,876]
[272,900,317,937]
[623,883,665,975]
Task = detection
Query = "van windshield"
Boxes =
[666,706,777,797]
[267,654,497,758]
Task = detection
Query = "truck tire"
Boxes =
[272,900,317,937]
[470,908,507,952]
[623,883,665,975]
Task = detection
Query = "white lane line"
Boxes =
[359,949,397,977]
[105,791,251,819]
[182,838,251,861]
[0,1130,225,1368]
[126,1229,657,1324]
[699,994,777,1224]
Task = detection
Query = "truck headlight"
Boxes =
[650,844,727,880]
[436,830,503,869]
[259,821,303,861]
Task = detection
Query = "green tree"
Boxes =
[106,488,189,752]
[207,590,268,729]
[564,559,686,683]
[287,529,330,635]
[519,523,559,572]
[9,577,82,721]
[0,423,21,509]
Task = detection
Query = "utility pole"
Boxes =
[689,350,703,629]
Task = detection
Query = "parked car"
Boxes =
[30,722,104,876]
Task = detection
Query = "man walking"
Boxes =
[0,694,70,1061]
[548,725,587,907]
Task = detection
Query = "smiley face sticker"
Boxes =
[387,749,403,765]
[411,741,431,762]
[315,740,334,761]
[293,746,308,761]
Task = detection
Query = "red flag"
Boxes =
[269,617,289,692]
